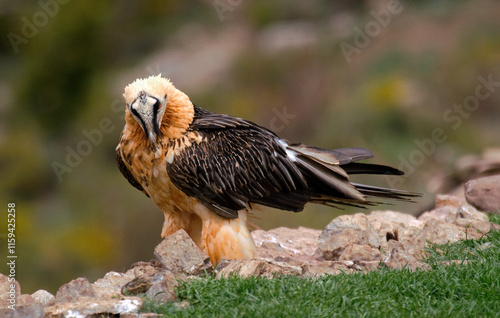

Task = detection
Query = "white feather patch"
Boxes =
[277,139,297,162]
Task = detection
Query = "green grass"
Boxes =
[141,216,500,317]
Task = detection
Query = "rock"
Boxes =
[251,227,322,270]
[447,204,492,235]
[252,244,311,269]
[31,289,55,307]
[465,175,500,213]
[367,210,421,253]
[398,225,427,259]
[258,241,288,253]
[121,313,160,318]
[419,194,465,223]
[368,210,419,227]
[13,200,494,315]
[0,274,20,309]
[435,194,465,209]
[383,240,429,271]
[454,218,492,237]
[418,195,492,241]
[318,213,380,260]
[446,203,489,222]
[93,270,136,299]
[127,261,164,278]
[408,194,499,256]
[216,259,302,278]
[43,264,174,316]
[338,244,381,262]
[302,261,352,276]
[422,219,469,245]
[45,296,143,317]
[54,277,95,304]
[17,295,34,307]
[357,261,380,271]
[122,276,154,295]
[120,262,179,303]
[154,229,213,276]
[252,227,321,257]
[491,223,500,231]
[145,272,178,303]
[0,304,44,318]
[0,275,37,311]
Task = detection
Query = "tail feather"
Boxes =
[295,155,365,201]
[353,183,420,201]
[289,144,374,165]
[284,144,420,208]
[329,147,374,163]
[342,162,404,175]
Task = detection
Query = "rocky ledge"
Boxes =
[1,194,499,318]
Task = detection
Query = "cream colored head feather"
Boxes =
[123,75,194,144]
[123,74,172,106]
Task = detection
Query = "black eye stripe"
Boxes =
[152,100,161,135]
[153,100,161,112]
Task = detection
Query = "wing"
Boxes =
[166,111,310,219]
[167,107,418,219]
[115,144,150,197]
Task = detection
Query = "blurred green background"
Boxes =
[1,0,499,294]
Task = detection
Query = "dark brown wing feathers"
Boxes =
[167,127,308,218]
[165,106,419,219]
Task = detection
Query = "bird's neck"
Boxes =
[160,89,195,140]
